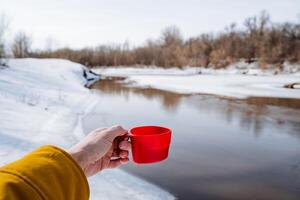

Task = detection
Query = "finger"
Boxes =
[112,148,119,157]
[104,125,127,140]
[119,150,129,158]
[113,134,128,149]
[123,135,130,141]
[119,141,131,151]
[108,158,129,169]
[112,149,128,158]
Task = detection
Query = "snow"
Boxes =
[0,58,174,200]
[96,64,300,99]
[95,61,300,77]
[95,66,202,76]
[127,75,300,99]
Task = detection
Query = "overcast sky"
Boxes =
[1,0,299,49]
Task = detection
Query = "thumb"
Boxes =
[104,125,127,140]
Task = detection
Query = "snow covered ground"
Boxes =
[0,58,174,200]
[95,61,300,77]
[96,63,300,99]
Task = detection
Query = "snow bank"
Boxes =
[95,61,300,77]
[0,58,174,200]
[95,66,202,76]
[127,74,300,99]
[96,64,300,99]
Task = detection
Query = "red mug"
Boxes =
[129,126,172,164]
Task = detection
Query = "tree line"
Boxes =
[2,11,300,68]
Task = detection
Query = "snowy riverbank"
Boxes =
[96,64,300,99]
[0,58,174,200]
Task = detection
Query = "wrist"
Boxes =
[67,148,86,171]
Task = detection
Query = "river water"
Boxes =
[84,78,300,200]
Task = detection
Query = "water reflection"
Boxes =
[92,79,300,139]
[89,78,300,200]
[92,78,186,111]
[246,97,300,109]
[188,95,300,139]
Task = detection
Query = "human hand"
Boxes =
[67,125,131,177]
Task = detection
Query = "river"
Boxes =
[84,78,300,200]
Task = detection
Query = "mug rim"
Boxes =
[129,125,171,137]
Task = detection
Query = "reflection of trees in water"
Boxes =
[246,97,300,109]
[186,95,300,139]
[92,78,300,139]
[224,99,273,137]
[239,97,300,138]
[238,104,266,137]
[91,78,186,111]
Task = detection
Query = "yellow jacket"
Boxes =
[0,145,89,200]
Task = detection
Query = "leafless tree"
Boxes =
[30,11,300,69]
[12,32,32,58]
[0,13,9,66]
[161,25,183,46]
[159,25,185,67]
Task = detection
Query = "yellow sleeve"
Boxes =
[0,145,89,200]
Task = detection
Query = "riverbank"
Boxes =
[0,58,174,200]
[95,64,300,99]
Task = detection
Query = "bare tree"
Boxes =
[12,32,32,58]
[160,25,184,67]
[29,11,300,69]
[161,25,183,46]
[0,13,9,66]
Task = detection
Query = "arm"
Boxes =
[0,145,89,200]
[0,125,131,200]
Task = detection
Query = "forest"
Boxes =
[2,11,300,68]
